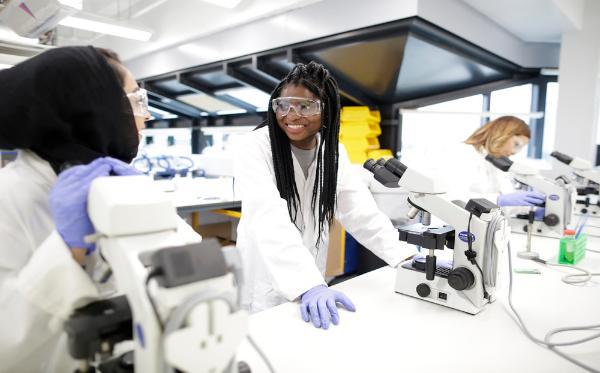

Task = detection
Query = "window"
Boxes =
[400,95,483,169]
[490,84,532,120]
[542,82,559,159]
[490,84,533,161]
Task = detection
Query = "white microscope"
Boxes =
[551,150,600,235]
[364,158,509,315]
[485,155,576,238]
[64,176,250,373]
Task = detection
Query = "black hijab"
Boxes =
[0,46,139,173]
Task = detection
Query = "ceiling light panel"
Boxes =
[178,93,242,112]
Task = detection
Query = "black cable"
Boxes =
[466,212,489,300]
[145,267,164,331]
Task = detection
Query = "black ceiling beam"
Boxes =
[178,73,216,94]
[139,15,541,114]
[225,56,278,94]
[144,83,205,118]
[408,18,520,75]
[256,51,294,81]
[396,76,541,108]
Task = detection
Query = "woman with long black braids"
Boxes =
[0,46,149,372]
[235,62,414,329]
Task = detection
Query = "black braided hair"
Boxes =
[256,61,341,246]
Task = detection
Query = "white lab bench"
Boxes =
[155,176,241,214]
[237,233,600,373]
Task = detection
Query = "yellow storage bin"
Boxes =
[341,107,381,123]
[368,149,393,160]
[342,137,380,151]
[339,122,381,138]
[346,149,369,164]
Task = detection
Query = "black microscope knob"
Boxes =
[416,283,430,297]
[448,267,475,291]
[543,213,560,227]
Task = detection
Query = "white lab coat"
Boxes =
[446,143,515,200]
[0,150,100,373]
[234,127,414,312]
[435,143,533,219]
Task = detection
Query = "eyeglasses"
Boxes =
[271,97,321,117]
[127,88,150,118]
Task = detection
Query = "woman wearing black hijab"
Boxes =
[0,46,149,372]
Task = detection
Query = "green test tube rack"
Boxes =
[558,233,587,265]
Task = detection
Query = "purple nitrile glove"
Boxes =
[49,157,141,251]
[300,285,356,330]
[534,207,545,221]
[497,191,545,207]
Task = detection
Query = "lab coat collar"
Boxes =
[17,150,57,187]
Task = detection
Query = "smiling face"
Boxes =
[275,84,322,150]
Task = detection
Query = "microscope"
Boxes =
[64,176,250,373]
[551,151,600,234]
[486,155,576,238]
[364,158,509,315]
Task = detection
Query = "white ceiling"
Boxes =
[0,0,585,69]
[55,0,322,60]
[461,0,585,43]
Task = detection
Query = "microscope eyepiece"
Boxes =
[550,151,573,165]
[363,159,378,173]
[363,158,400,188]
[485,155,513,172]
[383,158,408,178]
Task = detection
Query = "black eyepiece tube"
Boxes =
[485,155,513,172]
[363,158,400,188]
[384,158,408,178]
[363,159,378,173]
[550,151,574,165]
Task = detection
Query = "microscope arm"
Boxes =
[79,176,249,373]
[512,173,565,198]
[552,151,600,185]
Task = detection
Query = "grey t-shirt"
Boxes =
[291,144,316,178]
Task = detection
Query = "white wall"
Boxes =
[126,0,559,79]
[553,0,600,166]
[419,0,560,67]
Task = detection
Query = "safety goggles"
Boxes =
[271,97,322,117]
[127,88,151,118]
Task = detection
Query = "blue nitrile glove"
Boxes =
[534,208,545,221]
[49,157,141,251]
[300,285,356,330]
[497,191,545,207]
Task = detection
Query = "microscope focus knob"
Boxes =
[416,283,431,297]
[543,213,560,227]
[448,267,475,291]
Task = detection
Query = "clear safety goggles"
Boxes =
[271,97,322,117]
[127,88,151,118]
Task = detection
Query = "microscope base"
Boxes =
[395,261,488,315]
[573,203,600,217]
[517,251,540,259]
